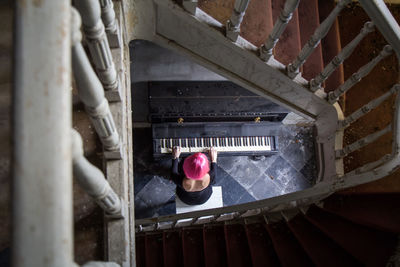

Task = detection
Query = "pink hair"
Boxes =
[183,153,210,180]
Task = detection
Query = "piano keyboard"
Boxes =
[156,136,276,154]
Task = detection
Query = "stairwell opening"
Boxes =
[130,40,318,220]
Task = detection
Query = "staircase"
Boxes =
[136,198,399,266]
[132,0,400,266]
[7,0,400,266]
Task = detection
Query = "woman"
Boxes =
[171,146,218,205]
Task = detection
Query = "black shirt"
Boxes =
[171,158,217,205]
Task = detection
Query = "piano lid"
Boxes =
[148,81,289,123]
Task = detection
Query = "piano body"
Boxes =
[149,81,289,158]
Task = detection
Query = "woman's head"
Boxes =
[183,152,210,180]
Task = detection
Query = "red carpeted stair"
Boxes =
[135,195,398,266]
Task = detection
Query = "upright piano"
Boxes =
[149,81,289,158]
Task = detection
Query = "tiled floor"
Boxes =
[133,125,317,219]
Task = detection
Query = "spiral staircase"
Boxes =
[132,0,400,266]
[4,0,400,266]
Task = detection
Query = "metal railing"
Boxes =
[12,0,400,265]
[13,2,125,267]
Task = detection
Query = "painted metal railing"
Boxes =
[136,0,400,232]
[71,7,121,158]
[13,1,73,266]
[309,21,375,92]
[226,0,250,42]
[71,129,124,218]
[259,0,300,62]
[75,0,121,101]
[287,0,351,78]
[13,2,125,266]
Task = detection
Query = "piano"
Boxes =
[149,81,288,158]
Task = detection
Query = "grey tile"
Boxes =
[223,159,261,190]
[281,142,308,171]
[248,177,282,200]
[134,195,157,219]
[248,154,279,174]
[136,175,175,209]
[217,156,248,174]
[237,191,256,204]
[300,157,317,185]
[265,156,293,183]
[134,173,153,195]
[282,169,311,194]
[157,195,176,216]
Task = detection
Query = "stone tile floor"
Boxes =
[133,125,317,219]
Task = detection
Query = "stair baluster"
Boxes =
[13,1,73,265]
[259,0,300,62]
[310,21,375,92]
[99,0,121,48]
[71,8,121,156]
[74,0,121,101]
[328,45,393,104]
[287,0,351,79]
[335,124,392,158]
[226,0,250,42]
[71,129,124,218]
[339,84,400,130]
[345,154,391,176]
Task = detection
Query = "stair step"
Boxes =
[163,230,183,267]
[288,214,361,267]
[241,0,274,47]
[298,0,324,80]
[245,223,280,267]
[135,235,146,267]
[224,223,252,267]
[203,225,228,267]
[265,221,313,267]
[323,193,400,233]
[145,233,164,267]
[182,228,205,267]
[305,205,398,266]
[318,0,344,92]
[271,0,302,66]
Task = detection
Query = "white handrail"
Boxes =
[13,1,73,266]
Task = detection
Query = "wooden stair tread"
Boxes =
[245,223,280,267]
[265,221,313,267]
[182,228,205,267]
[163,230,183,267]
[305,205,398,266]
[298,0,324,80]
[135,235,146,267]
[224,224,252,267]
[241,0,273,47]
[145,233,164,267]
[203,225,228,267]
[271,0,302,66]
[323,193,400,233]
[318,0,344,92]
[288,214,361,267]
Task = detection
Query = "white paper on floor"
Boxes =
[176,186,223,214]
